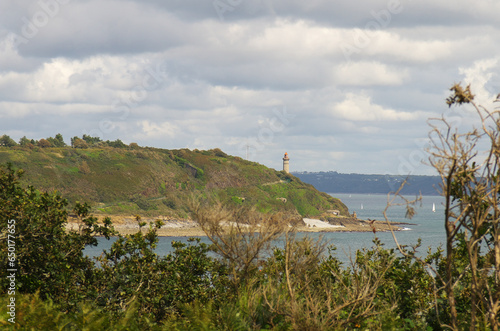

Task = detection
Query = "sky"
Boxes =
[1,0,499,175]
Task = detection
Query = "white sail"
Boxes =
[432,203,436,212]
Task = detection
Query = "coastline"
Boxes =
[67,215,411,237]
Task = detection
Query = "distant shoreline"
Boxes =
[293,172,442,196]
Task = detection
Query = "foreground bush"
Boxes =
[0,293,159,330]
[0,162,455,330]
[0,163,115,311]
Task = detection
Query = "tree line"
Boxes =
[0,133,137,149]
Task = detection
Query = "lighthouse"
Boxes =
[283,152,290,173]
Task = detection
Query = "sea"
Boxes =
[85,193,447,262]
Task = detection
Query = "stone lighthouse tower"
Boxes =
[283,152,290,173]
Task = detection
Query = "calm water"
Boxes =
[85,193,447,261]
[323,193,446,259]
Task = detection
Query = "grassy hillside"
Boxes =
[0,145,348,218]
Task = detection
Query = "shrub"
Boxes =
[0,135,17,147]
[92,220,228,323]
[37,138,51,148]
[211,148,227,158]
[72,138,88,149]
[0,163,115,311]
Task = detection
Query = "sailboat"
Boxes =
[361,204,364,210]
[432,203,436,212]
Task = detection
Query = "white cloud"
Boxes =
[459,57,500,105]
[135,120,178,140]
[332,93,424,121]
[369,33,455,63]
[334,61,407,86]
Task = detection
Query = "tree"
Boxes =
[190,196,430,329]
[18,136,31,147]
[71,137,88,149]
[427,84,500,330]
[191,198,289,291]
[37,138,51,148]
[0,164,115,311]
[92,220,227,323]
[82,134,102,145]
[0,135,17,147]
[47,133,66,147]
[106,139,126,148]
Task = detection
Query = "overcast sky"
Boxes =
[1,0,499,175]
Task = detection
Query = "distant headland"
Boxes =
[0,134,348,221]
[294,171,441,196]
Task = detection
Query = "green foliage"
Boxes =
[277,170,293,182]
[210,148,227,158]
[47,133,66,147]
[0,143,347,217]
[37,138,51,148]
[72,137,88,149]
[18,136,33,147]
[91,221,228,323]
[133,196,159,211]
[0,293,159,330]
[106,139,127,148]
[173,155,188,167]
[82,134,102,145]
[162,199,176,209]
[0,163,115,311]
[426,83,500,329]
[0,135,17,147]
[159,182,166,195]
[0,165,455,329]
[230,196,244,205]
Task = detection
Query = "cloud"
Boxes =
[135,120,178,140]
[5,0,188,58]
[334,61,407,86]
[0,37,42,72]
[332,93,425,121]
[1,0,499,174]
[459,57,500,105]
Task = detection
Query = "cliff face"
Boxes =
[0,146,349,218]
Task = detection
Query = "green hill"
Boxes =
[0,145,348,219]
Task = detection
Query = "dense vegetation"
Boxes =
[1,84,499,330]
[0,137,347,218]
[0,163,438,330]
